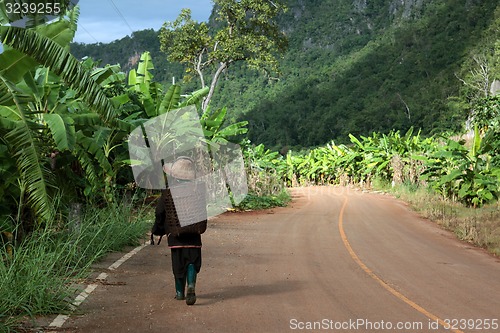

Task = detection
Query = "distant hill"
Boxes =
[71,0,500,150]
[71,29,184,84]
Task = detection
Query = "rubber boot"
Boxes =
[185,264,197,305]
[175,277,186,300]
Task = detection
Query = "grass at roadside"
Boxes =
[0,188,291,332]
[235,189,291,210]
[0,199,151,332]
[373,180,500,256]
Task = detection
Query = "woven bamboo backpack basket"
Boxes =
[163,181,208,236]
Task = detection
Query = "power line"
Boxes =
[108,0,134,34]
[78,23,99,43]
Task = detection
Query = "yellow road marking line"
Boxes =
[338,197,464,333]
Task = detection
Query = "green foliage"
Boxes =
[0,8,111,225]
[262,126,500,208]
[159,0,288,111]
[386,181,500,256]
[70,29,186,85]
[66,1,499,149]
[284,128,429,187]
[159,9,210,80]
[0,4,226,232]
[242,140,287,196]
[0,197,150,331]
[236,189,290,210]
[213,0,500,149]
[0,26,116,122]
[0,22,250,231]
[471,95,500,132]
[419,126,500,207]
[456,6,500,132]
[201,105,248,145]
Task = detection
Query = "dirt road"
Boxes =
[52,187,500,333]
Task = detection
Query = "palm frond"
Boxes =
[0,26,116,123]
[76,131,113,176]
[1,79,54,223]
[43,113,75,151]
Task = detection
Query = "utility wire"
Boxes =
[108,0,134,34]
[78,23,99,43]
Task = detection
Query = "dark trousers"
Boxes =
[170,248,202,279]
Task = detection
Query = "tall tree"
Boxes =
[159,0,288,112]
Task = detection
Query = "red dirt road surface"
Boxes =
[47,187,500,333]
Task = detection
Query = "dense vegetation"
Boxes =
[1,0,499,331]
[0,5,249,331]
[72,0,499,150]
[218,0,500,148]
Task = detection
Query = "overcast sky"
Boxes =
[74,0,213,44]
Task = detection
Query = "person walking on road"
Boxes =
[155,156,207,306]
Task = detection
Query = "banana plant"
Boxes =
[0,8,118,226]
[200,106,248,146]
[419,125,499,207]
[242,141,286,195]
[125,51,203,118]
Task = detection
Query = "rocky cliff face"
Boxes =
[388,0,426,19]
[280,0,434,53]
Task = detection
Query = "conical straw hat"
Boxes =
[163,156,195,180]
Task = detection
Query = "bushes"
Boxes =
[284,127,500,207]
[242,141,288,197]
[419,127,500,207]
[236,190,291,210]
[0,199,150,332]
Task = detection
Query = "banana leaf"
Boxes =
[0,49,39,83]
[43,113,75,151]
[438,169,463,185]
[158,84,181,115]
[212,121,249,143]
[136,51,154,84]
[180,86,209,108]
[349,134,364,149]
[0,26,116,122]
[76,130,113,175]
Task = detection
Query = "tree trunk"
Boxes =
[202,62,228,112]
